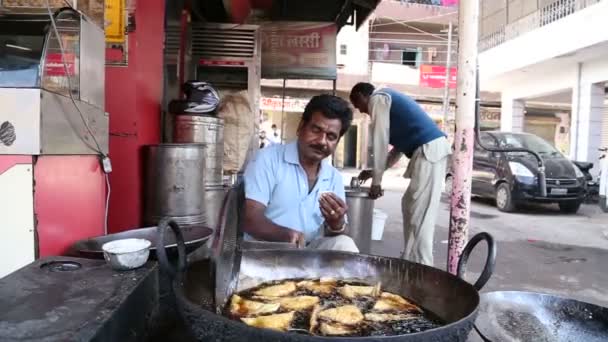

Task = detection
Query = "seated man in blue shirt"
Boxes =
[243,95,359,252]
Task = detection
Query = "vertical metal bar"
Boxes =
[280,79,287,143]
[447,0,479,275]
[572,62,583,160]
[178,1,190,99]
[442,21,453,132]
[332,78,338,166]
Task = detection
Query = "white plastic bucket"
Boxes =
[371,209,388,241]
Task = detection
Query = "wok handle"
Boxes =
[457,232,496,291]
[155,218,187,279]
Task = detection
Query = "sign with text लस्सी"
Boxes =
[261,22,337,80]
[105,0,125,43]
[45,53,75,76]
[260,97,308,112]
[419,64,457,89]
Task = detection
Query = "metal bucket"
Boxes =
[345,187,374,254]
[144,144,207,227]
[173,115,224,186]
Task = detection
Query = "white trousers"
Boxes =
[307,235,359,253]
[401,137,450,266]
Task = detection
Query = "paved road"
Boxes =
[369,189,608,307]
[342,168,608,307]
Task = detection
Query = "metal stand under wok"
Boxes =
[155,184,498,342]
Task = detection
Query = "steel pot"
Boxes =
[345,187,374,254]
[156,190,497,342]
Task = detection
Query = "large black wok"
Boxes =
[474,291,608,342]
[155,186,497,342]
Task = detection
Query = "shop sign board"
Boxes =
[261,22,337,80]
[261,97,308,112]
[105,0,125,43]
[419,64,457,89]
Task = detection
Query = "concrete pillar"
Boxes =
[500,95,525,132]
[570,82,603,170]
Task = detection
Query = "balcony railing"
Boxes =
[479,0,603,51]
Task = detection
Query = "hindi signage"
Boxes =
[260,97,308,112]
[419,64,457,89]
[261,22,337,80]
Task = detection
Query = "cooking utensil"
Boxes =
[474,291,608,342]
[71,225,213,259]
[345,187,374,254]
[156,185,497,342]
[102,238,151,271]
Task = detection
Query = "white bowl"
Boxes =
[102,238,151,271]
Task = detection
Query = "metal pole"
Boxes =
[280,79,286,143]
[442,21,453,132]
[447,0,479,275]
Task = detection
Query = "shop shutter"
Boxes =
[164,24,181,63]
[601,100,608,149]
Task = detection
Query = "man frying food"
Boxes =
[243,94,359,252]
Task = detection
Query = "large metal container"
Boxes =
[345,187,374,254]
[173,115,224,186]
[144,144,207,227]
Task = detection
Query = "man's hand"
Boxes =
[284,228,305,248]
[369,184,384,199]
[358,169,373,182]
[319,192,348,231]
[244,199,305,247]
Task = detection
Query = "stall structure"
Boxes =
[0,8,107,277]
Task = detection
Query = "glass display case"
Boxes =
[0,8,107,155]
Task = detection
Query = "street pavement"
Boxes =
[342,168,608,307]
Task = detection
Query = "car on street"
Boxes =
[445,131,587,213]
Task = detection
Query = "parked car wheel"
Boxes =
[444,175,454,197]
[495,183,516,212]
[558,201,582,214]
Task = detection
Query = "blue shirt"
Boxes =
[243,141,346,242]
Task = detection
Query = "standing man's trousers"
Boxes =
[401,137,450,266]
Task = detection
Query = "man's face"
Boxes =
[297,111,342,162]
[350,93,369,114]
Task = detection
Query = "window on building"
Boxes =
[401,48,421,67]
[340,44,347,55]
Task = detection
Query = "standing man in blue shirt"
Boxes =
[243,94,358,252]
[350,83,450,265]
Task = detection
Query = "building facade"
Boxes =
[260,0,465,169]
[479,0,608,172]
